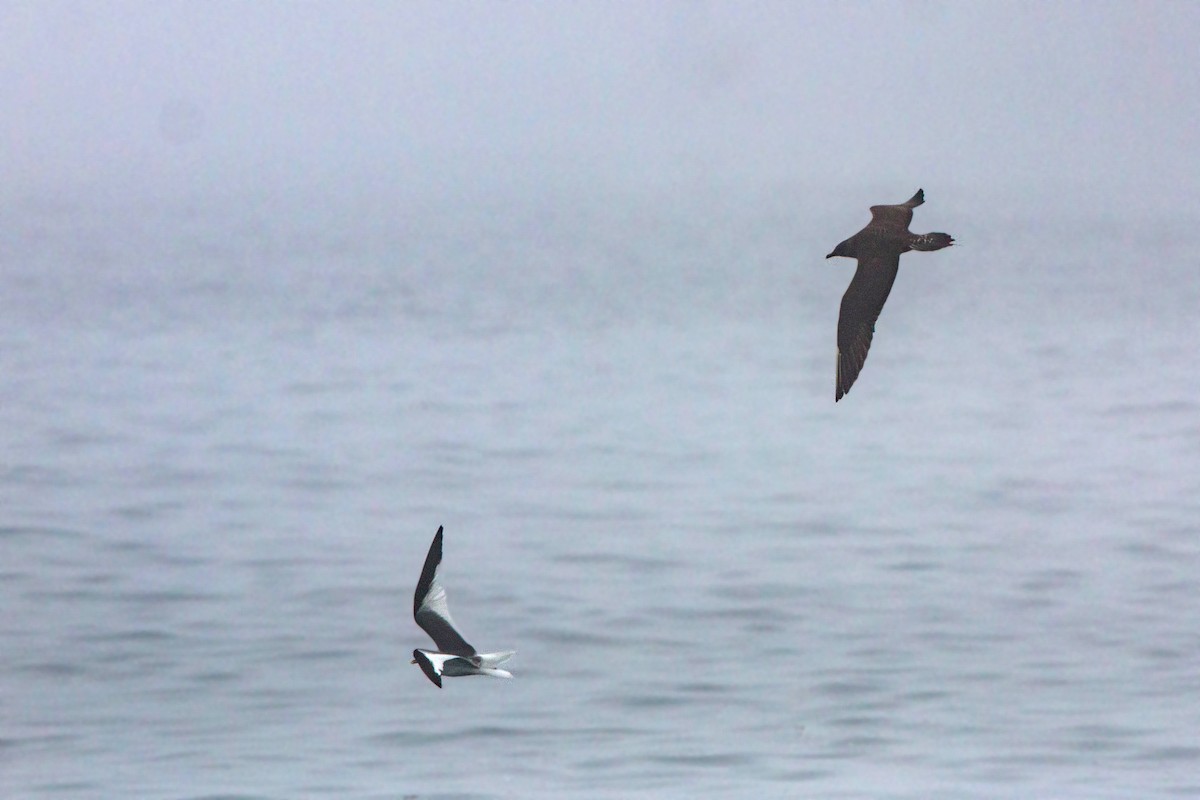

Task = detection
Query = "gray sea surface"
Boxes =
[2,185,1199,799]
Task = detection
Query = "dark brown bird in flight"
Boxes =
[826,189,954,401]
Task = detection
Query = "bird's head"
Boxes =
[826,238,854,260]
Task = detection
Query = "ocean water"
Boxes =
[2,185,1199,799]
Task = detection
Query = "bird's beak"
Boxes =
[825,253,835,259]
[410,658,418,664]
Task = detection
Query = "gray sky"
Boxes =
[3,1,1198,212]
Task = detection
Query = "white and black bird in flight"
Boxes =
[411,526,515,688]
[826,189,954,401]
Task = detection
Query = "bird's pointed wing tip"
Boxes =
[413,650,445,688]
[415,527,447,617]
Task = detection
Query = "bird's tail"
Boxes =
[478,667,514,679]
[477,650,516,667]
[910,232,954,251]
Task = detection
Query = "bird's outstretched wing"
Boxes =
[867,189,924,234]
[836,252,901,401]
[412,649,444,688]
[413,527,476,657]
